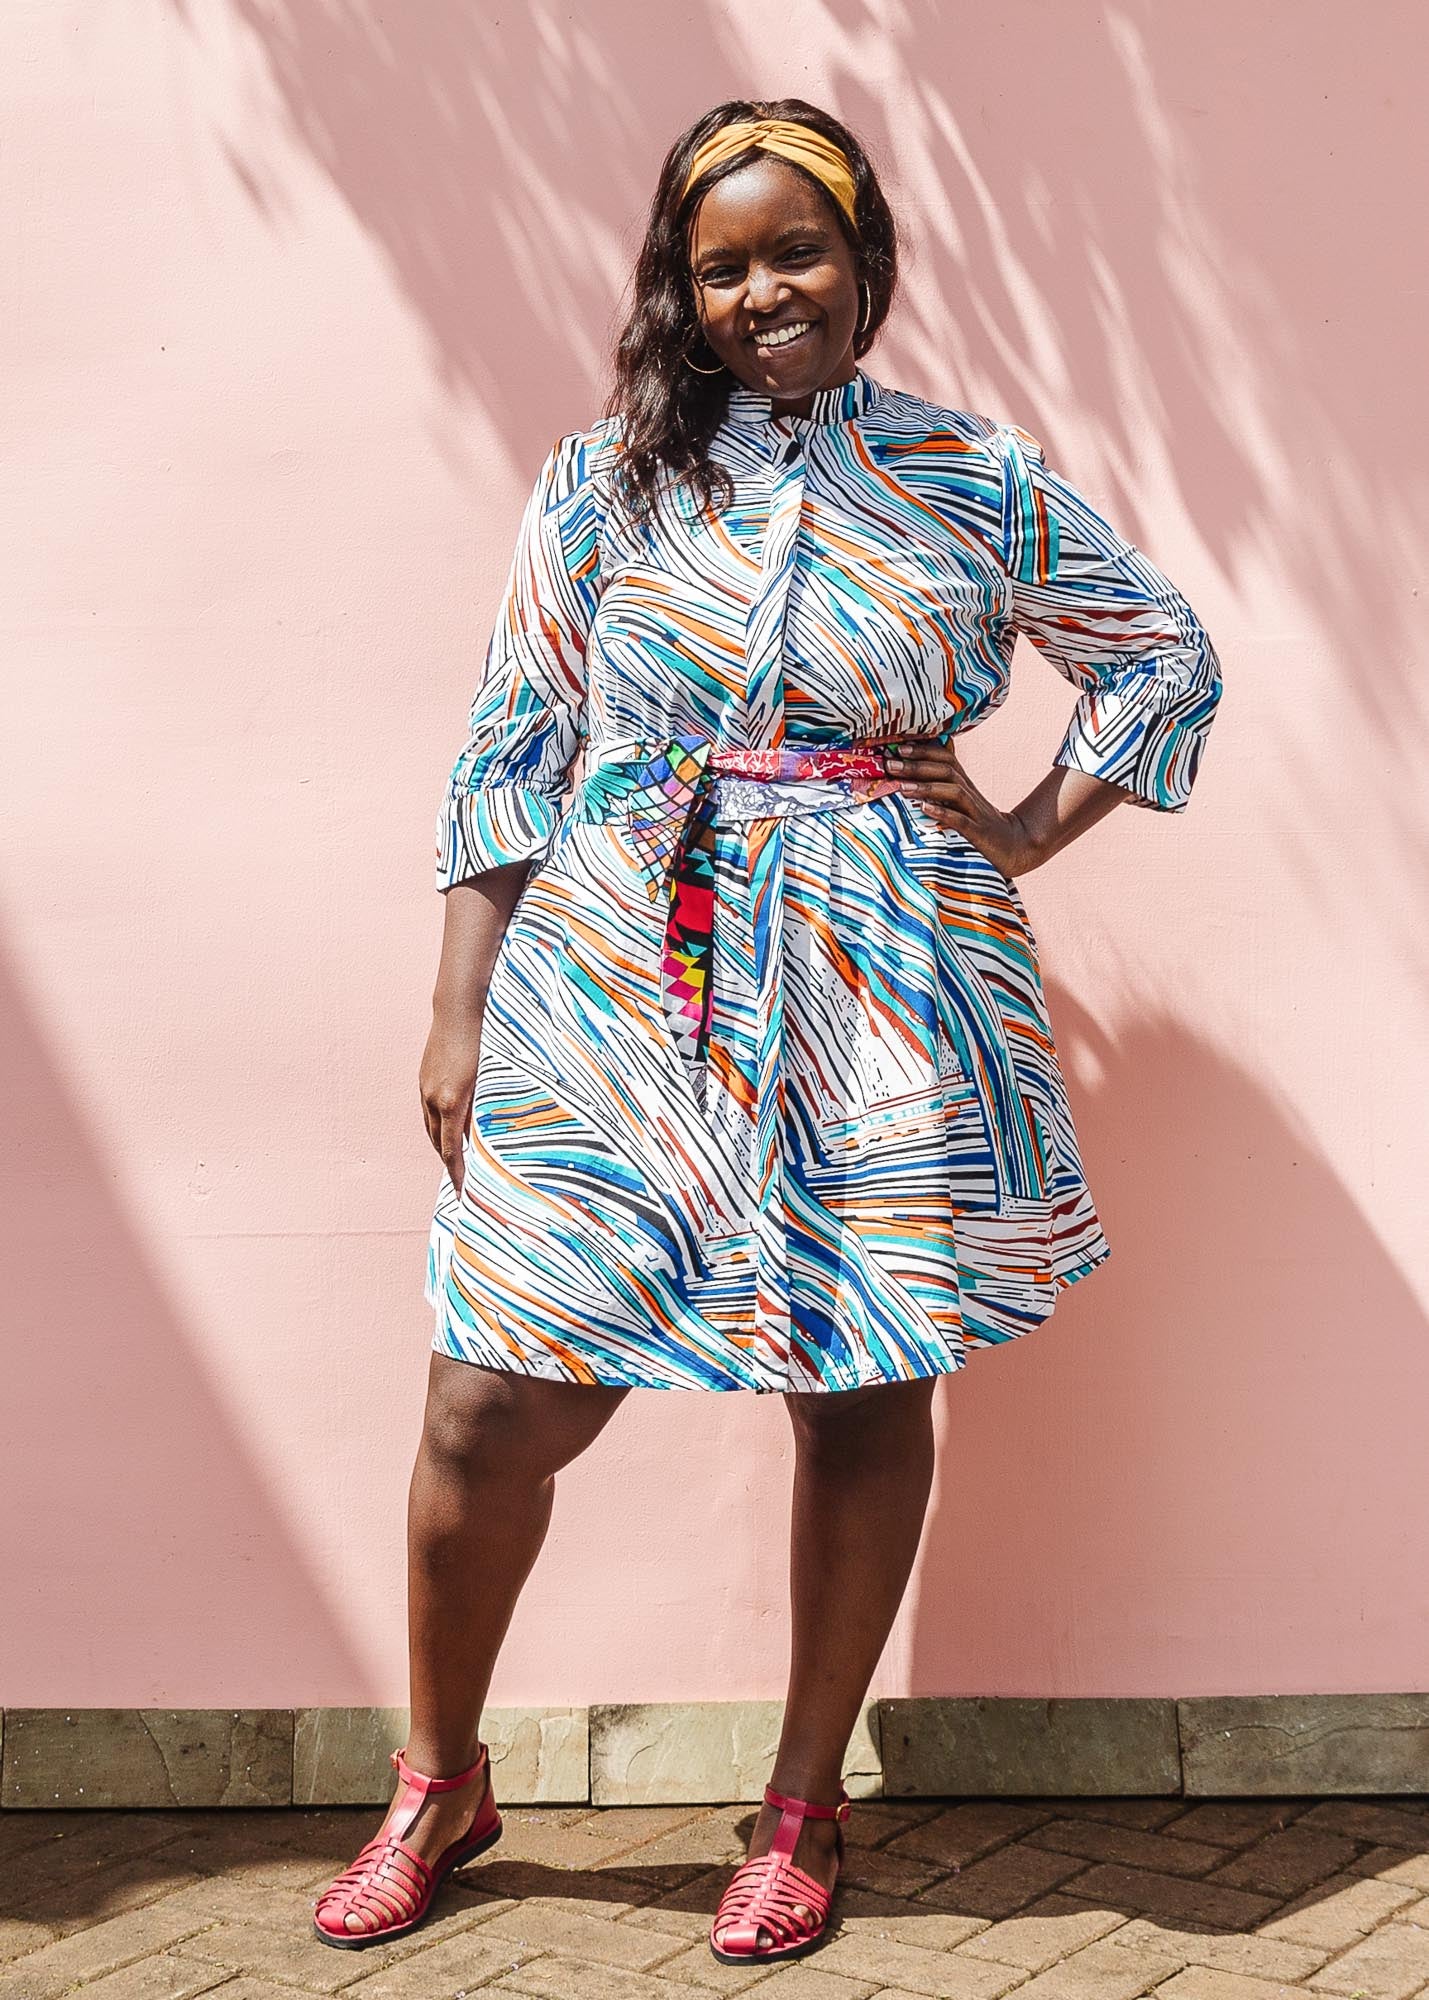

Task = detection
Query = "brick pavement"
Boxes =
[1,1792,1427,2000]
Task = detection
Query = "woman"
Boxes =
[314,99,1222,1966]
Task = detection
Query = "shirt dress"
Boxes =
[424,366,1222,1393]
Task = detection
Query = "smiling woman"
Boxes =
[608,102,899,528]
[686,156,864,397]
[313,97,1223,1974]
[694,206,848,365]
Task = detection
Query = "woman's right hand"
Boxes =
[420,1001,485,1195]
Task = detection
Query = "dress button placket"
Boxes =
[739,421,809,1370]
[739,425,806,752]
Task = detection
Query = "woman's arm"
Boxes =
[996,423,1222,817]
[422,427,607,1189]
[435,430,604,892]
[422,862,533,1192]
[887,421,1222,877]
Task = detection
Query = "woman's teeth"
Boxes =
[753,319,815,350]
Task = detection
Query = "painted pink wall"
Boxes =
[3,1,1426,1710]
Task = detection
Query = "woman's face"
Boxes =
[685,154,861,414]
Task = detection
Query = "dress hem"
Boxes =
[429,1234,1112,1394]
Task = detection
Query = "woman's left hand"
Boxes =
[882,738,1044,878]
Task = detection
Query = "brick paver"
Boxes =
[1258,1871,1423,1951]
[1150,1971,1310,2000]
[1305,1915,1429,1997]
[990,1936,1182,1999]
[1031,1822,1236,1881]
[0,1794,1426,1999]
[953,1895,1126,1972]
[1206,1831,1363,1901]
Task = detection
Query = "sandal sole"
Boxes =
[709,1927,830,1966]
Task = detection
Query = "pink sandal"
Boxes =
[709,1780,850,1964]
[312,1743,502,1948]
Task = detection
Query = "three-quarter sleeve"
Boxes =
[997,423,1222,811]
[435,428,606,889]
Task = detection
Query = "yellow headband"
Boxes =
[680,117,859,234]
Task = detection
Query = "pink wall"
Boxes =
[3,1,1426,1709]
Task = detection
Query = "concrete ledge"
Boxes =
[1,1709,293,1809]
[1178,1694,1429,1796]
[879,1696,1181,1797]
[291,1704,589,1805]
[2,1695,1426,1807]
[590,1700,882,1804]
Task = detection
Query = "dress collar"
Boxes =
[722,364,884,432]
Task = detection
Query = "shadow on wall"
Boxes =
[166,0,1429,980]
[907,982,1429,1700]
[0,940,368,1702]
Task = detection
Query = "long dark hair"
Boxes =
[604,99,899,530]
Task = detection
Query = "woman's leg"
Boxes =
[329,1354,628,1925]
[746,1376,939,1925]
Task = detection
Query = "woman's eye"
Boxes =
[699,246,822,286]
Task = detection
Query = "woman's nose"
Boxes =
[744,267,788,312]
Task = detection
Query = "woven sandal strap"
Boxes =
[317,1833,431,1911]
[322,1830,427,1885]
[708,1832,840,1960]
[720,1910,800,1952]
[312,1832,422,1896]
[714,1854,832,1952]
[344,1874,414,1928]
[725,1852,831,1911]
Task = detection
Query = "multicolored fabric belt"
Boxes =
[571,729,902,1066]
[667,741,902,1064]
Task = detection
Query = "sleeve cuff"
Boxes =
[1053,670,1215,812]
[435,783,566,889]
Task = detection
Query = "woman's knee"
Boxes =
[784,1375,936,1463]
[421,1356,627,1481]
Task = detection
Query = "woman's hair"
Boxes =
[604,98,899,529]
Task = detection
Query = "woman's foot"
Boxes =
[369,1759,490,1862]
[316,1747,494,1939]
[735,1790,843,1940]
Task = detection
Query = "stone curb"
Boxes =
[2,1695,1427,1808]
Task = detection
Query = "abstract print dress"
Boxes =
[425,367,1221,1393]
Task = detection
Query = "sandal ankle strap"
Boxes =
[390,1743,488,1795]
[384,1743,489,1842]
[763,1781,851,1822]
[762,1781,851,1862]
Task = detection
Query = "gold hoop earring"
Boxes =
[855,280,872,338]
[682,328,726,376]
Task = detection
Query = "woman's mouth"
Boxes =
[750,318,818,355]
